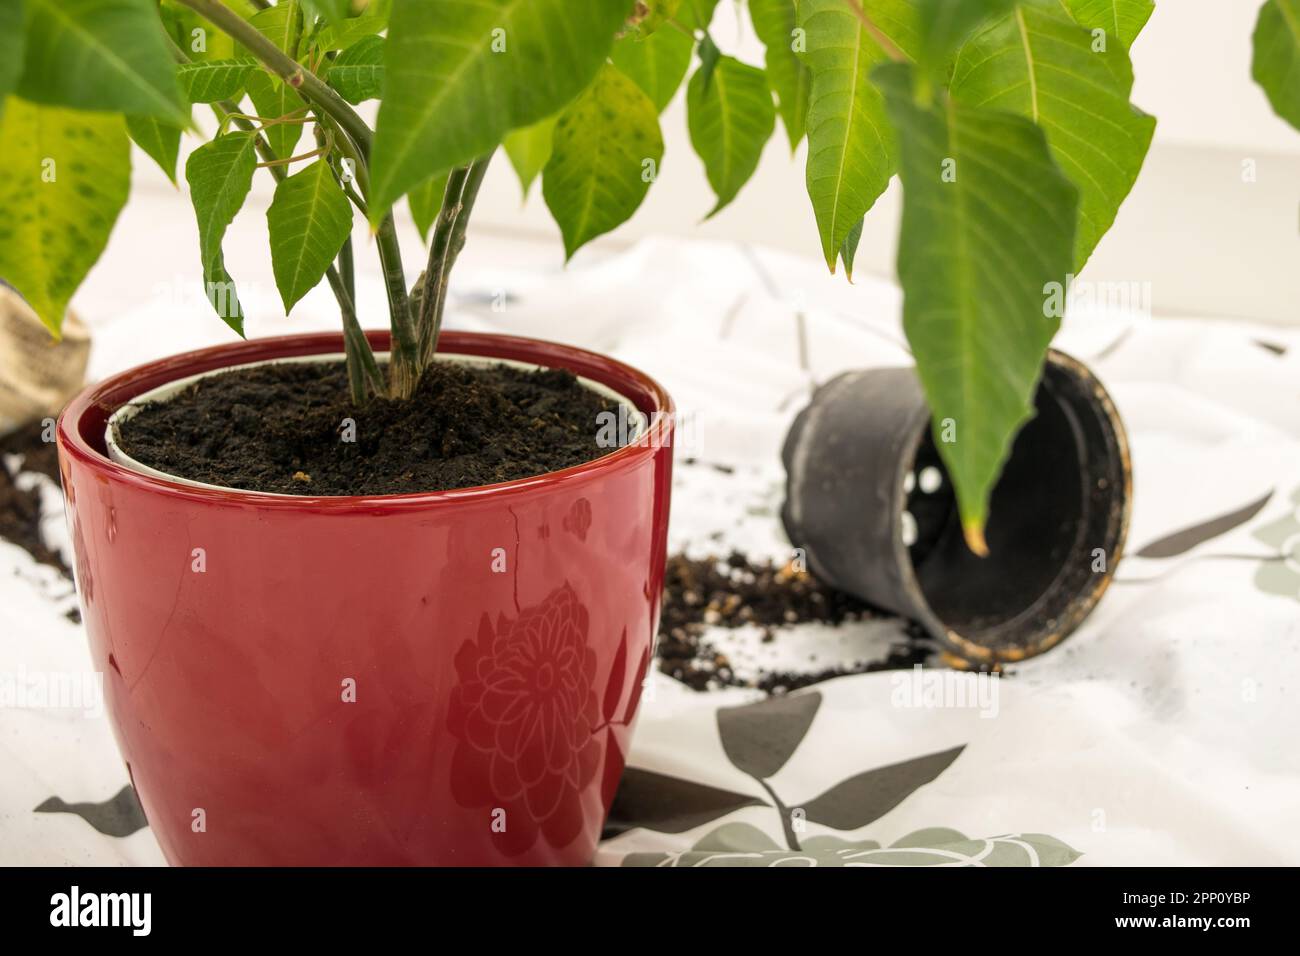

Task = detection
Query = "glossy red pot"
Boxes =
[57,331,674,866]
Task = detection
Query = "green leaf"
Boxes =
[0,0,25,108]
[798,0,920,271]
[949,3,1155,269]
[749,0,811,148]
[160,1,238,62]
[302,0,350,26]
[370,0,631,224]
[686,55,776,217]
[1252,0,1300,133]
[914,0,1013,78]
[838,216,863,280]
[17,0,188,124]
[542,63,664,260]
[503,116,557,199]
[126,113,184,184]
[696,32,721,88]
[244,69,305,161]
[267,160,353,314]
[0,98,131,335]
[877,61,1077,552]
[313,0,389,53]
[408,171,449,242]
[629,0,680,38]
[1062,0,1153,49]
[177,58,257,103]
[609,17,695,113]
[248,0,303,57]
[327,34,384,104]
[185,131,258,334]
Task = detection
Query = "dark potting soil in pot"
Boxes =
[115,360,624,495]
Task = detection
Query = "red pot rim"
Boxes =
[58,330,675,511]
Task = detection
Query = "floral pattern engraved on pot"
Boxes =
[563,497,592,541]
[448,582,602,856]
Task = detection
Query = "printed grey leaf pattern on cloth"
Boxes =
[606,688,1074,866]
[621,822,1082,867]
[605,769,768,836]
[717,690,821,779]
[799,746,965,830]
[1252,487,1300,600]
[1136,491,1274,558]
[34,786,148,838]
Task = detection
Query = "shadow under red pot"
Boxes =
[57,331,675,866]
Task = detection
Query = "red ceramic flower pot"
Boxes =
[57,331,674,866]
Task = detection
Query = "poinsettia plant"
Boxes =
[0,0,1158,551]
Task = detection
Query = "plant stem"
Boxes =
[175,0,375,158]
[317,115,419,394]
[755,777,802,852]
[255,136,333,168]
[417,154,493,365]
[415,165,471,362]
[214,100,388,406]
[325,266,385,402]
[339,237,355,304]
[237,105,377,402]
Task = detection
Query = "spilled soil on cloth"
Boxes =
[657,551,928,694]
[0,421,69,577]
[116,360,623,496]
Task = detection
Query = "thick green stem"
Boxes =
[318,113,419,395]
[325,266,385,403]
[415,165,471,363]
[339,237,355,304]
[417,155,493,365]
[376,216,419,396]
[175,0,374,157]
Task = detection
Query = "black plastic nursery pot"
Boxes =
[781,350,1131,665]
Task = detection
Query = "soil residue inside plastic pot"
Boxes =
[656,552,928,694]
[116,360,623,496]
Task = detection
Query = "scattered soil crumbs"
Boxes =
[117,360,622,496]
[657,551,929,693]
[0,420,70,577]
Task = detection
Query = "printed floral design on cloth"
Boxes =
[623,823,1082,867]
[608,691,1082,867]
[447,583,603,856]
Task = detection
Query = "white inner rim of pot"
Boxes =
[105,352,648,496]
